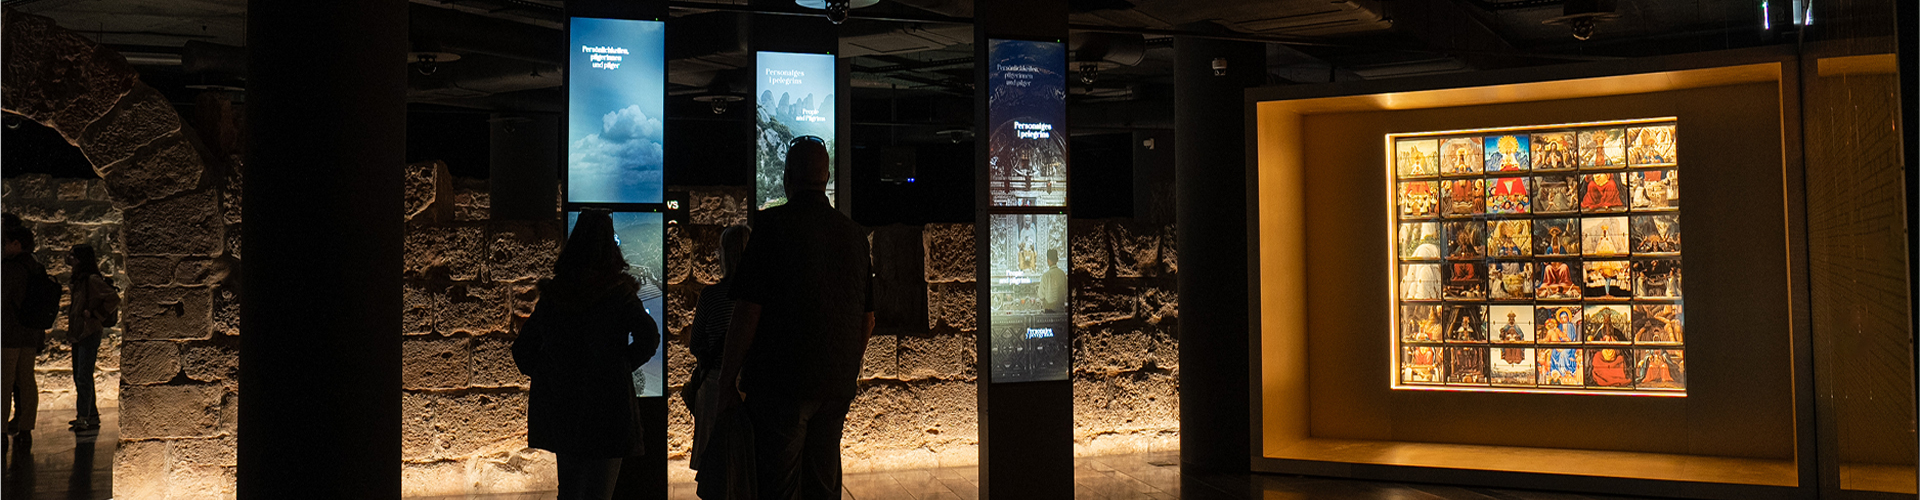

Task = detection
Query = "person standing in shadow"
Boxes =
[65,244,116,432]
[687,224,752,499]
[3,214,51,453]
[513,209,661,500]
[717,137,875,500]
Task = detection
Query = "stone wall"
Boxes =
[1068,220,1179,457]
[1,175,127,411]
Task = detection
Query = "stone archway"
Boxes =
[4,7,242,499]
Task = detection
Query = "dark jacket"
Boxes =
[66,274,113,342]
[512,278,660,458]
[729,191,873,400]
[2,254,47,349]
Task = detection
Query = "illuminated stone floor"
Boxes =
[1,406,1655,499]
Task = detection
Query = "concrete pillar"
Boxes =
[1173,34,1264,472]
[239,1,406,497]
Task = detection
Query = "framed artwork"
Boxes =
[1391,119,1683,395]
[1582,304,1632,343]
[1632,303,1684,344]
[1443,305,1488,343]
[1484,134,1531,173]
[1397,139,1440,178]
[1534,305,1582,344]
[1635,349,1686,390]
[1444,262,1488,300]
[1538,348,1583,386]
[1531,131,1576,171]
[1446,221,1486,260]
[1491,347,1536,386]
[1398,181,1440,219]
[1441,178,1487,217]
[1579,172,1629,213]
[1581,216,1629,257]
[1487,220,1531,258]
[1532,174,1581,214]
[1486,176,1532,214]
[1585,348,1635,388]
[1582,260,1633,300]
[1398,221,1444,260]
[1440,137,1484,176]
[1534,260,1583,300]
[1627,124,1677,166]
[1447,347,1490,385]
[1630,215,1681,255]
[1633,259,1682,299]
[1401,304,1445,342]
[1488,262,1537,300]
[1628,169,1679,211]
[1578,127,1625,169]
[1533,218,1581,256]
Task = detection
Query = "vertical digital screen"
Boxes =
[754,51,837,210]
[988,213,1070,382]
[986,39,1068,208]
[567,17,666,204]
[565,211,669,397]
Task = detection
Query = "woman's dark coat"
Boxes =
[512,278,660,458]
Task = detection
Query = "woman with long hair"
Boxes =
[65,244,115,431]
[512,209,660,500]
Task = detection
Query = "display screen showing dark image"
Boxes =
[988,213,1070,382]
[567,17,665,204]
[754,51,837,210]
[986,39,1068,208]
[565,211,669,397]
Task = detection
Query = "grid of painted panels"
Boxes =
[1392,120,1685,395]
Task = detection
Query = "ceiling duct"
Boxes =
[181,40,246,75]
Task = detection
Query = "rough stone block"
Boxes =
[665,341,694,389]
[506,282,540,334]
[1072,371,1179,439]
[487,221,561,283]
[665,224,691,285]
[404,281,445,336]
[401,459,469,497]
[173,258,214,286]
[922,223,976,283]
[1069,220,1111,279]
[452,186,490,222]
[685,225,725,285]
[57,179,89,201]
[926,282,976,333]
[667,385,694,458]
[403,337,472,390]
[120,383,223,439]
[1140,285,1178,325]
[217,391,239,435]
[471,336,529,388]
[4,175,54,201]
[123,286,213,341]
[666,284,701,339]
[210,284,240,337]
[845,383,919,450]
[79,84,182,171]
[120,341,180,385]
[115,439,169,500]
[124,189,220,255]
[913,379,978,441]
[1072,283,1137,329]
[1,10,141,137]
[402,392,528,461]
[860,334,896,380]
[126,256,174,287]
[183,343,239,384]
[898,334,968,380]
[689,189,749,227]
[1109,222,1161,278]
[104,135,205,209]
[169,435,237,468]
[403,161,441,222]
[4,202,65,224]
[438,283,507,336]
[166,464,236,500]
[404,224,484,281]
[468,448,559,496]
[222,222,242,260]
[1159,224,1178,274]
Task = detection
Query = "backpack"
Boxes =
[91,276,121,328]
[18,260,60,331]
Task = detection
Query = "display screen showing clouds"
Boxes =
[566,211,669,398]
[754,51,837,210]
[568,17,666,204]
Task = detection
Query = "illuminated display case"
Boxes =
[1390,119,1685,396]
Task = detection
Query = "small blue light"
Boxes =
[1762,1,1771,29]
[907,177,916,183]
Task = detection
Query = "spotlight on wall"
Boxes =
[795,0,879,24]
[1542,0,1621,41]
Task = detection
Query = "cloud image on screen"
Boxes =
[988,213,1070,383]
[568,18,666,204]
[566,211,669,397]
[755,51,837,210]
[987,39,1069,208]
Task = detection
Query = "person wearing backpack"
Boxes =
[2,215,53,443]
[65,244,117,432]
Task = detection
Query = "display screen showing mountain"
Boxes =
[987,213,1071,383]
[755,51,837,210]
[986,39,1069,208]
[566,211,669,398]
[567,17,665,204]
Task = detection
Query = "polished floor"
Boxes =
[4,405,1656,500]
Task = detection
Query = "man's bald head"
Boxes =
[785,139,831,193]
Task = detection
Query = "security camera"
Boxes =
[826,0,850,24]
[1211,57,1228,77]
